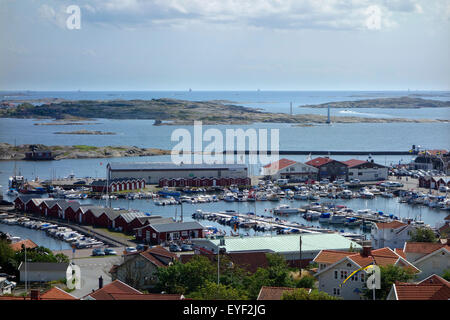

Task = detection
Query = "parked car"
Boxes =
[180,244,193,251]
[92,248,105,256]
[125,247,138,254]
[169,244,182,252]
[439,186,449,192]
[334,179,346,185]
[136,244,147,251]
[319,179,330,185]
[349,179,360,184]
[104,248,117,255]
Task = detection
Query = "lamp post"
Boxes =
[217,236,225,285]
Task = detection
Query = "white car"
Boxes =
[439,186,449,192]
[125,247,137,254]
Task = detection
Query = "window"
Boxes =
[333,288,341,296]
[358,172,363,176]
[334,271,338,279]
[361,273,365,282]
[349,172,353,176]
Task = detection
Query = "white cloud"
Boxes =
[36,0,447,31]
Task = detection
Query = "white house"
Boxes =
[400,242,450,281]
[371,221,417,249]
[313,246,420,300]
[343,159,388,182]
[262,158,318,181]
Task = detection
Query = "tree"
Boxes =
[155,255,216,294]
[410,227,437,243]
[295,275,316,289]
[281,288,340,300]
[243,253,295,299]
[188,281,248,300]
[362,265,416,300]
[0,239,17,275]
[442,269,450,281]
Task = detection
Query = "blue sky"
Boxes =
[1,0,449,91]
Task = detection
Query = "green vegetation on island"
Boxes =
[1,97,448,125]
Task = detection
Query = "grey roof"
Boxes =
[16,195,40,203]
[18,262,70,273]
[116,211,150,223]
[150,221,204,233]
[108,162,247,171]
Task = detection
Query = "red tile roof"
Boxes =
[305,157,334,167]
[404,242,449,255]
[393,276,450,300]
[342,159,367,168]
[374,221,407,230]
[84,280,142,300]
[257,286,298,300]
[394,248,406,259]
[139,246,177,267]
[106,293,184,300]
[313,250,354,264]
[40,287,78,300]
[263,158,296,171]
[9,239,38,252]
[348,248,420,273]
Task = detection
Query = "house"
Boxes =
[0,287,77,300]
[113,211,164,233]
[24,149,53,160]
[305,157,348,181]
[257,286,303,300]
[313,246,420,300]
[191,233,362,268]
[387,274,450,300]
[262,158,318,181]
[9,239,38,252]
[82,279,184,300]
[18,262,70,282]
[418,176,450,190]
[401,242,450,280]
[110,246,177,290]
[342,159,388,182]
[371,221,417,249]
[135,221,204,245]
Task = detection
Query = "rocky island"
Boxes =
[0,97,448,125]
[301,96,450,109]
[54,130,116,135]
[0,143,169,161]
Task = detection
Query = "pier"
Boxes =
[221,150,417,156]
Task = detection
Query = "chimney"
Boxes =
[361,245,372,257]
[30,289,40,300]
[98,276,103,289]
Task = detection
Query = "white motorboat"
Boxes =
[329,214,347,224]
[273,205,299,215]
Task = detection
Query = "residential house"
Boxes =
[387,274,450,300]
[9,239,38,252]
[257,286,304,300]
[400,242,450,280]
[313,246,420,300]
[135,221,204,245]
[371,221,417,249]
[82,279,184,300]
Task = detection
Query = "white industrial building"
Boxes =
[107,162,249,184]
[262,158,318,181]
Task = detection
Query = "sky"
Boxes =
[0,0,449,91]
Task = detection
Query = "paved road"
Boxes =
[70,256,122,298]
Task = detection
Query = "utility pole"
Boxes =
[299,235,302,274]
